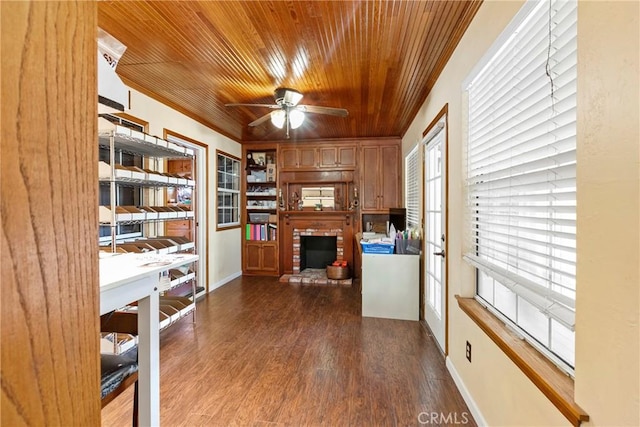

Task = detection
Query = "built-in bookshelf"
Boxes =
[242,146,279,275]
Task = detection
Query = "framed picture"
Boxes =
[252,152,266,166]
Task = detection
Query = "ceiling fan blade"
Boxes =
[225,103,280,109]
[248,112,274,127]
[297,105,349,117]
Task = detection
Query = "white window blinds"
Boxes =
[465,0,577,342]
[405,145,420,229]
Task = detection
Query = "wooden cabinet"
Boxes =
[241,139,401,276]
[298,147,317,168]
[280,147,297,169]
[319,145,357,168]
[166,159,191,175]
[242,145,279,276]
[165,220,192,239]
[279,143,356,170]
[244,241,278,273]
[280,146,316,169]
[360,140,401,211]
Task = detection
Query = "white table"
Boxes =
[100,252,198,426]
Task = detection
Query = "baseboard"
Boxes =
[446,356,487,427]
[208,271,242,292]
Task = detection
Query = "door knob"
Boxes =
[433,249,445,258]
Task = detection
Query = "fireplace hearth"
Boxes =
[279,267,352,286]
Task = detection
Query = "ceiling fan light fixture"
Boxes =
[285,90,303,106]
[289,109,305,129]
[228,87,347,136]
[275,87,303,106]
[271,110,286,129]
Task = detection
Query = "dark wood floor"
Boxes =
[102,276,475,426]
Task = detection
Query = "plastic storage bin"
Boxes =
[249,213,270,223]
[360,241,395,254]
[395,239,421,255]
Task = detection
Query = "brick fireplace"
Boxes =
[280,211,355,276]
[292,228,343,273]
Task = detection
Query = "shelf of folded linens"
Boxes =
[99,205,194,224]
[98,161,195,188]
[99,236,196,255]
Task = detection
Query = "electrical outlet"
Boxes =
[466,341,472,362]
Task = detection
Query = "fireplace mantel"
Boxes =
[281,210,355,226]
[279,210,356,274]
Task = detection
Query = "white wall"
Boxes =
[574,2,639,425]
[125,89,243,291]
[402,1,639,426]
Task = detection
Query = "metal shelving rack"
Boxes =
[98,118,202,328]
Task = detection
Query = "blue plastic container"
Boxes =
[361,242,395,254]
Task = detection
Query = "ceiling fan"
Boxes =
[226,87,348,138]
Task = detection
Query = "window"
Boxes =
[405,145,420,229]
[217,151,240,228]
[99,113,146,132]
[464,0,577,373]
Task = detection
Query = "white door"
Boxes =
[423,120,446,352]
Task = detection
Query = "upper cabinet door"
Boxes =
[279,143,358,170]
[280,148,299,169]
[298,147,317,168]
[359,141,401,211]
[279,146,316,169]
[319,146,338,167]
[379,144,400,209]
[319,145,357,168]
[337,146,357,167]
[280,144,357,170]
[360,145,381,210]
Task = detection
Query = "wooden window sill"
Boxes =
[455,295,589,427]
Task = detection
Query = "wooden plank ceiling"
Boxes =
[98,1,481,143]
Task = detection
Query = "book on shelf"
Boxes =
[245,223,278,241]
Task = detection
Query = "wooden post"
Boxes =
[1,1,100,425]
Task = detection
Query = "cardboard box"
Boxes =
[266,163,276,182]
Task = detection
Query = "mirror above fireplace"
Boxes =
[300,187,335,209]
